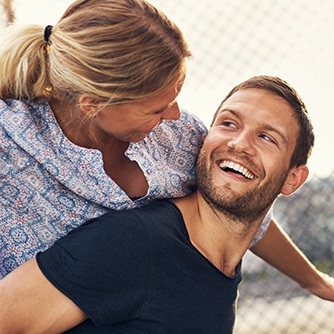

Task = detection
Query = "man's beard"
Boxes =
[196,151,288,225]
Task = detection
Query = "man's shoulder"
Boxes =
[40,200,186,280]
[88,200,186,251]
[92,200,182,233]
[74,200,181,238]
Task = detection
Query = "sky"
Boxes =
[3,0,333,178]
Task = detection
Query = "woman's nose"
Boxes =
[162,102,181,121]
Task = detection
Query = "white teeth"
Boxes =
[218,161,255,179]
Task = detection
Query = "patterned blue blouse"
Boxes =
[0,98,269,278]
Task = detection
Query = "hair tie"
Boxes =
[44,25,53,45]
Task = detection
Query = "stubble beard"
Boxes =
[196,152,288,225]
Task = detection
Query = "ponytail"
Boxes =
[0,24,51,100]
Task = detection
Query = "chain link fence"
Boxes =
[1,1,334,333]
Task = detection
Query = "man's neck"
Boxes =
[172,192,267,277]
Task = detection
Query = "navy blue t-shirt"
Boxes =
[37,200,242,333]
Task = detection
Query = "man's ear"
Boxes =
[281,165,309,196]
[78,94,101,118]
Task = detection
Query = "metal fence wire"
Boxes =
[1,1,334,333]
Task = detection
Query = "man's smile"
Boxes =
[218,160,255,180]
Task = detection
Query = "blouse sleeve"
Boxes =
[250,207,273,247]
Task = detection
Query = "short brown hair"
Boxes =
[212,75,315,168]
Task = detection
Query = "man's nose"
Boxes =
[227,131,256,156]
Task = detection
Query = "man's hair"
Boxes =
[0,0,191,103]
[213,75,315,168]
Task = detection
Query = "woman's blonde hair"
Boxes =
[0,0,191,103]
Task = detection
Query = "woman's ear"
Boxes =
[78,94,101,118]
[281,165,309,196]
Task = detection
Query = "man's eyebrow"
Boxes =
[216,108,239,118]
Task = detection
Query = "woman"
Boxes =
[0,0,332,302]
[0,0,208,277]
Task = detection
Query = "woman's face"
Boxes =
[93,81,183,143]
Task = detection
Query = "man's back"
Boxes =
[37,200,241,333]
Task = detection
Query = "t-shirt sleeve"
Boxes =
[249,207,273,247]
[36,211,150,326]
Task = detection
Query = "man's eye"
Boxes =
[260,134,275,143]
[222,121,237,128]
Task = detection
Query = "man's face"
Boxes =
[196,88,300,222]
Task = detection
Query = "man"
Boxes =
[0,75,331,333]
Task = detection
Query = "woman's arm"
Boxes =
[251,219,334,301]
[0,258,87,333]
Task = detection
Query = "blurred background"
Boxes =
[1,0,333,332]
